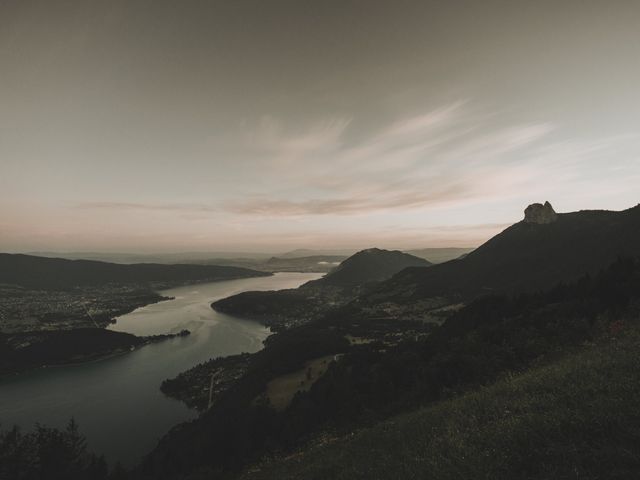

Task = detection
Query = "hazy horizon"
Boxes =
[2,0,639,252]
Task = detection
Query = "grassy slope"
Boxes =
[243,328,640,480]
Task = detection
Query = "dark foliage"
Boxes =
[141,326,350,477]
[0,329,143,374]
[212,289,314,319]
[294,257,640,427]
[0,419,113,480]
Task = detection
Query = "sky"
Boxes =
[1,0,639,253]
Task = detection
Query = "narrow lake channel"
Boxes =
[0,272,321,466]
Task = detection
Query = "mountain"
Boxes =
[262,255,347,272]
[310,248,430,287]
[25,251,275,264]
[404,247,475,264]
[212,249,430,330]
[0,253,271,290]
[278,248,358,259]
[365,203,640,308]
[278,248,472,264]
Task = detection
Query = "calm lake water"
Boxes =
[0,272,321,466]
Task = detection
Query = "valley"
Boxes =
[2,204,640,479]
[3,3,637,478]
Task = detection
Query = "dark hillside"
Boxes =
[0,254,271,290]
[141,256,640,479]
[0,329,144,374]
[310,248,430,287]
[242,324,640,480]
[371,204,640,303]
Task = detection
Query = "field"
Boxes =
[263,355,337,410]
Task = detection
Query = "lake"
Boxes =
[0,272,321,466]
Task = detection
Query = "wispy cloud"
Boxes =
[77,202,217,213]
[224,101,564,216]
[77,102,638,222]
[225,183,471,216]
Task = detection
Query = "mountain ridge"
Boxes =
[0,253,271,290]
[364,204,640,309]
[307,248,431,287]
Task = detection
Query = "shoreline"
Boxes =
[0,329,191,380]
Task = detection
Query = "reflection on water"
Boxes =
[0,272,321,466]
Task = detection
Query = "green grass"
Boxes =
[242,328,640,480]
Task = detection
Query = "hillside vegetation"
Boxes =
[140,256,640,479]
[243,325,640,480]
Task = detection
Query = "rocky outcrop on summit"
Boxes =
[524,201,558,224]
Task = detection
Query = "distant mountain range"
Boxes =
[277,248,358,259]
[278,248,473,263]
[0,253,270,290]
[404,247,474,263]
[24,251,276,264]
[23,247,471,267]
[195,255,348,273]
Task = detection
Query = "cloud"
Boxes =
[77,102,639,221]
[76,202,217,213]
[381,101,466,138]
[246,115,351,161]
[224,102,565,216]
[226,182,468,216]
